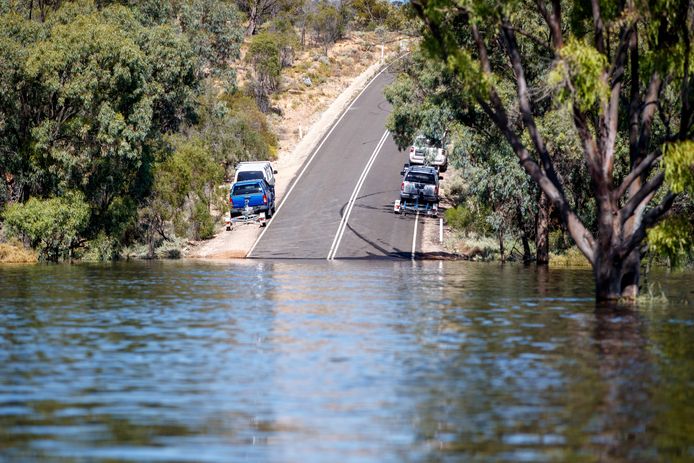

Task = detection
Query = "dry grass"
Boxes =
[0,241,38,263]
[267,31,409,153]
[549,246,591,268]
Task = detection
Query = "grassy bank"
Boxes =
[0,241,37,264]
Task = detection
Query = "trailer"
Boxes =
[225,207,267,231]
[394,197,439,217]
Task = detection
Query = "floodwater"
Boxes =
[1,260,693,462]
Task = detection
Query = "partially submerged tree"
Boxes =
[410,0,694,301]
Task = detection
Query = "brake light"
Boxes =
[229,197,232,203]
[401,182,404,191]
[435,186,439,195]
[263,194,267,204]
[409,147,414,153]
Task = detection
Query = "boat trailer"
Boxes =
[393,197,439,217]
[225,207,267,231]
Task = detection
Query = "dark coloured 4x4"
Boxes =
[400,165,439,203]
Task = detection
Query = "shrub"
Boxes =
[444,203,492,236]
[191,201,215,240]
[81,232,120,262]
[2,191,90,261]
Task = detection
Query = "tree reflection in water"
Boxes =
[592,305,655,461]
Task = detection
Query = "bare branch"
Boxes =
[638,73,663,156]
[591,0,606,55]
[470,23,491,74]
[622,192,677,257]
[508,26,553,53]
[535,0,563,50]
[628,26,640,165]
[501,21,567,199]
[598,22,636,188]
[620,172,665,223]
[572,107,604,188]
[478,96,596,263]
[617,151,662,199]
[679,5,691,140]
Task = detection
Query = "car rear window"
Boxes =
[237,171,263,182]
[405,172,436,184]
[232,183,262,195]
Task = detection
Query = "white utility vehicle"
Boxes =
[234,161,278,193]
[408,135,448,172]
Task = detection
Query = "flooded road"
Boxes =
[1,261,693,462]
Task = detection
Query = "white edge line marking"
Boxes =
[327,130,389,260]
[411,212,420,261]
[247,65,392,258]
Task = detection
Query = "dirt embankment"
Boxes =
[187,32,414,259]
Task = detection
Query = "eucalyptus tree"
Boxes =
[178,0,244,88]
[410,0,694,301]
[246,31,282,112]
[0,2,200,245]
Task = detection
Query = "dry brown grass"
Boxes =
[0,241,38,263]
[549,246,591,268]
[263,30,408,153]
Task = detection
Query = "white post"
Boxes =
[439,218,444,243]
[299,126,303,139]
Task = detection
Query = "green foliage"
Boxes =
[385,51,465,150]
[548,37,609,111]
[246,31,282,112]
[0,0,267,258]
[81,232,120,262]
[247,32,282,85]
[549,246,591,268]
[311,0,345,54]
[191,201,216,240]
[178,0,243,87]
[262,19,299,67]
[150,136,224,240]
[350,0,390,30]
[444,203,491,236]
[0,2,201,238]
[664,141,694,194]
[191,87,277,176]
[647,215,694,268]
[2,191,90,261]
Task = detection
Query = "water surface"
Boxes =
[1,261,693,462]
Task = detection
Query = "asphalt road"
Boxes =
[249,68,423,260]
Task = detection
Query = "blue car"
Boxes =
[230,179,276,219]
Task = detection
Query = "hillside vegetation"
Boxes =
[0,0,413,262]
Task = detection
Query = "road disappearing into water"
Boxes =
[249,68,425,260]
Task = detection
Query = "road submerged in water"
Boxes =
[1,260,693,462]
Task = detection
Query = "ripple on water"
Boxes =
[0,260,693,462]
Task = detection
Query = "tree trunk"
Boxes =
[521,229,532,263]
[246,4,258,35]
[536,191,550,265]
[620,249,640,300]
[498,230,505,262]
[592,200,642,301]
[594,250,624,301]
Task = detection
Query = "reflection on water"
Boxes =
[0,261,693,462]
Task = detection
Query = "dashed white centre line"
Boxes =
[327,130,389,260]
